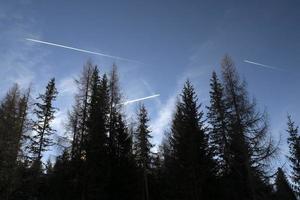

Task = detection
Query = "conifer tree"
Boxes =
[274,168,297,200]
[106,65,138,200]
[221,55,276,200]
[286,115,300,195]
[135,104,153,200]
[30,78,58,162]
[69,60,94,161]
[207,71,230,175]
[0,84,30,199]
[85,67,110,199]
[165,80,213,200]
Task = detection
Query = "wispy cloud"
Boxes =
[26,38,141,63]
[58,76,77,96]
[244,59,284,71]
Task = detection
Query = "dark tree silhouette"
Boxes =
[30,78,58,162]
[164,80,214,200]
[0,84,30,199]
[134,104,153,200]
[274,168,297,200]
[286,115,300,196]
[221,55,276,200]
[207,71,230,175]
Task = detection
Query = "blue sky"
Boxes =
[0,0,300,169]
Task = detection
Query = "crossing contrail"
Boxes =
[26,38,141,63]
[121,94,160,105]
[244,60,283,71]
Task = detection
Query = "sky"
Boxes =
[0,0,300,170]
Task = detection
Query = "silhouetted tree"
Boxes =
[0,84,30,199]
[207,71,230,175]
[30,78,58,162]
[164,80,213,200]
[286,115,300,196]
[274,168,297,200]
[134,104,153,200]
[221,55,276,200]
[85,67,110,199]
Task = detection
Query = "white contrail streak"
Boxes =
[26,38,140,63]
[121,94,160,105]
[244,60,283,71]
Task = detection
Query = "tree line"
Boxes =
[0,55,299,200]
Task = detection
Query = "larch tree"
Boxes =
[221,55,276,200]
[0,84,30,199]
[107,65,138,200]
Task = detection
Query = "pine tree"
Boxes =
[207,71,230,175]
[274,168,297,200]
[165,80,213,200]
[134,104,153,200]
[286,115,300,195]
[30,78,58,162]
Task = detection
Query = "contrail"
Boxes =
[244,60,283,71]
[121,94,160,105]
[26,38,141,63]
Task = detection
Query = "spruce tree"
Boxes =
[207,71,230,175]
[30,78,58,162]
[274,168,297,200]
[135,104,153,200]
[286,115,300,195]
[165,80,212,200]
[85,67,110,199]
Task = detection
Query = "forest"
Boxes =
[0,55,299,200]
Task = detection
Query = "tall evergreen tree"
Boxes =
[30,78,58,162]
[207,71,230,175]
[135,104,153,200]
[286,115,300,196]
[164,80,213,200]
[274,167,297,200]
[85,67,110,200]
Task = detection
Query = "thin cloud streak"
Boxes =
[121,94,160,105]
[244,59,283,71]
[26,38,141,63]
